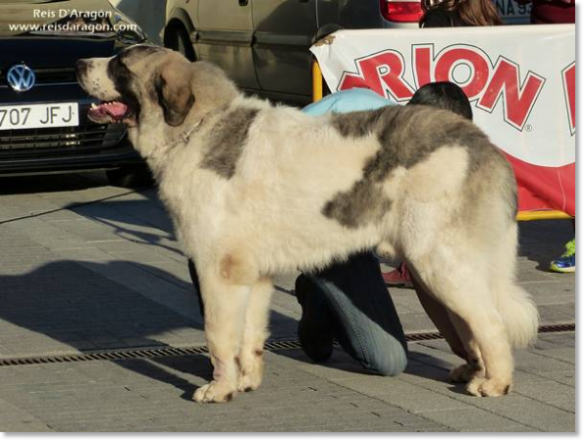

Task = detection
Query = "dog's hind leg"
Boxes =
[193,270,251,404]
[411,268,485,383]
[409,252,514,397]
[237,277,273,393]
[447,312,486,383]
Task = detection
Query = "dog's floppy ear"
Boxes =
[155,61,195,127]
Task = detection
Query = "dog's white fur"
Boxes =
[77,46,539,403]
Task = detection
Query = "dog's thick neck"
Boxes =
[130,90,240,175]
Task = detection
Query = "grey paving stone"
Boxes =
[515,348,575,375]
[0,353,444,432]
[472,395,574,432]
[530,346,574,364]
[418,407,529,432]
[75,259,204,327]
[514,380,575,412]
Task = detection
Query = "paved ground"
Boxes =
[0,172,576,432]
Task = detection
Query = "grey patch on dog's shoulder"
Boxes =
[201,107,259,179]
[323,105,496,229]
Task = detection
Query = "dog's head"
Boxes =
[76,44,238,128]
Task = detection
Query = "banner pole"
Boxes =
[517,210,572,222]
[312,60,323,103]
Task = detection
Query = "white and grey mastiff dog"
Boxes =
[76,45,539,403]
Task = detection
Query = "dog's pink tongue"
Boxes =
[88,101,128,120]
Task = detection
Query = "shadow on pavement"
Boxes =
[518,220,574,271]
[0,172,110,196]
[0,259,300,398]
[116,356,211,402]
[72,199,181,256]
[0,259,213,397]
[0,260,203,348]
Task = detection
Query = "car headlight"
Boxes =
[112,12,148,45]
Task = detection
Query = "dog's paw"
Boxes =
[193,382,236,404]
[466,377,512,397]
[466,377,485,397]
[450,363,484,383]
[237,353,264,393]
[237,373,262,393]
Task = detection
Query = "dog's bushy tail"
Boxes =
[492,223,540,349]
[496,282,540,349]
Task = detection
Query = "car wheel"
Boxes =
[106,166,154,189]
[166,24,196,61]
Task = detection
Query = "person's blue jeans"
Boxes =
[297,252,408,376]
[187,251,408,377]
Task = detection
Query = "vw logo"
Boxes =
[6,64,36,92]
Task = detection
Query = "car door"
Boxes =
[252,0,317,97]
[196,0,260,90]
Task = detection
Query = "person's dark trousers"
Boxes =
[297,252,408,376]
[187,259,205,318]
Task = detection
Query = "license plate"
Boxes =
[494,0,531,23]
[0,102,79,131]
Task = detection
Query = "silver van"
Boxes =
[164,0,530,105]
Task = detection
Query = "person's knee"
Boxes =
[364,344,408,377]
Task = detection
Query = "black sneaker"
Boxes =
[294,274,335,362]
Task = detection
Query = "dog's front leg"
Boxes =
[237,277,273,393]
[193,272,250,404]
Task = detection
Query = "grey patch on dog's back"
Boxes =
[374,105,487,174]
[330,106,388,138]
[322,180,392,229]
[324,105,495,229]
[201,107,259,179]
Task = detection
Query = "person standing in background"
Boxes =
[419,0,502,27]
[514,0,575,24]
